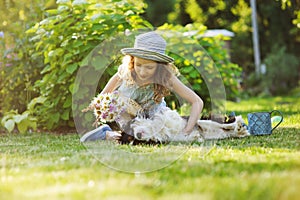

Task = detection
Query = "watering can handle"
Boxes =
[270,110,283,131]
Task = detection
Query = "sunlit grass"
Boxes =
[226,96,300,128]
[0,96,299,199]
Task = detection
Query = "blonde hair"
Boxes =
[117,55,180,103]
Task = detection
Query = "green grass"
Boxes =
[1,96,299,200]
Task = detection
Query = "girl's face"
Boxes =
[134,57,158,83]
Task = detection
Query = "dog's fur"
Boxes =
[128,109,249,143]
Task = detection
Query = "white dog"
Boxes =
[130,108,250,143]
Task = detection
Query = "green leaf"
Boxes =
[25,23,39,34]
[66,63,78,74]
[1,114,12,126]
[13,112,29,123]
[61,39,69,47]
[190,71,199,78]
[41,64,52,74]
[4,119,15,133]
[28,97,46,111]
[61,110,70,120]
[57,71,69,83]
[62,53,73,64]
[92,55,109,70]
[31,120,37,131]
[53,113,60,123]
[17,119,30,134]
[73,40,83,48]
[91,24,104,31]
[17,118,37,134]
[181,66,193,73]
[46,112,60,129]
[69,82,79,94]
[46,9,59,15]
[63,95,72,108]
[192,84,201,91]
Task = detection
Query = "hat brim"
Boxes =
[121,48,174,63]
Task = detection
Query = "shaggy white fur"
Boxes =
[130,108,250,143]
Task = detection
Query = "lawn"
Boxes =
[0,96,299,200]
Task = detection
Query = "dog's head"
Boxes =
[130,117,157,141]
[130,109,185,142]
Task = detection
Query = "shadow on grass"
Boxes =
[162,156,300,178]
[214,127,299,150]
[155,128,300,180]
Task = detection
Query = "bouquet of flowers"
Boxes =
[82,91,142,129]
[82,91,142,127]
[83,91,125,125]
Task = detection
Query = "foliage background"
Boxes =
[0,0,299,133]
[144,0,300,96]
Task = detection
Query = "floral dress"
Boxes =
[117,81,167,118]
[116,63,167,118]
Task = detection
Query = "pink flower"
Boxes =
[109,104,115,112]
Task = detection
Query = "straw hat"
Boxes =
[121,31,174,63]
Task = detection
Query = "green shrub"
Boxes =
[0,36,43,114]
[24,0,151,130]
[158,23,242,112]
[0,0,49,133]
[1,0,242,133]
[263,45,299,95]
[1,110,37,134]
[0,0,46,116]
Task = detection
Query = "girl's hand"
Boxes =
[183,127,193,135]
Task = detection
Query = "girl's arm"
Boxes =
[170,75,204,134]
[100,73,122,94]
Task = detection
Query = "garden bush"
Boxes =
[244,44,300,97]
[25,0,151,130]
[0,0,47,116]
[0,0,150,133]
[0,0,47,133]
[157,23,242,112]
[1,0,242,133]
[262,44,299,95]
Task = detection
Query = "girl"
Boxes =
[80,31,203,142]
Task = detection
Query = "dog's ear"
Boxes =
[226,115,236,123]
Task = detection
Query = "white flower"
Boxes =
[72,0,88,6]
[36,28,46,35]
[39,19,49,25]
[94,3,102,8]
[56,0,70,4]
[58,5,69,12]
[88,92,125,124]
[91,14,101,21]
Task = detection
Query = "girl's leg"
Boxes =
[80,124,112,142]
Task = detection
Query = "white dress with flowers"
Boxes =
[117,81,167,118]
[116,63,168,118]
